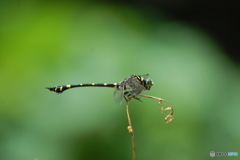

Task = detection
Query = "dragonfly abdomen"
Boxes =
[47,83,118,93]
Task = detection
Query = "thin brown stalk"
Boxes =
[126,102,136,160]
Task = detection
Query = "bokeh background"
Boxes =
[0,1,239,160]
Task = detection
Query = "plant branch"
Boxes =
[126,102,136,160]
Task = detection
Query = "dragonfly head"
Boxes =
[144,78,154,90]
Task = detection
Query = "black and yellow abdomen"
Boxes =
[46,83,118,93]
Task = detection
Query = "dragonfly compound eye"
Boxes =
[145,78,153,90]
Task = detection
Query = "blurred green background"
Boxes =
[0,1,239,160]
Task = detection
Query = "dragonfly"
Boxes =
[46,74,154,104]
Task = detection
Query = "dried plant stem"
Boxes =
[137,94,174,123]
[126,94,174,160]
[126,102,136,160]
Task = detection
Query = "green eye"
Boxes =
[145,78,153,90]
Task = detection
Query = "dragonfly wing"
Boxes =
[113,87,125,105]
[113,80,132,105]
[139,74,149,79]
[113,75,148,104]
[123,76,146,100]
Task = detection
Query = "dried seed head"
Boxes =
[165,114,174,124]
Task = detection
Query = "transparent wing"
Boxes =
[122,76,147,102]
[139,74,149,79]
[124,76,146,96]
[113,75,148,105]
[113,81,135,105]
[113,88,125,105]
